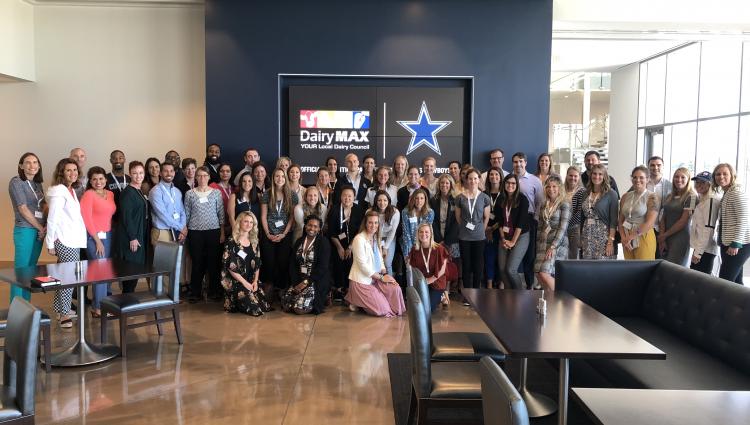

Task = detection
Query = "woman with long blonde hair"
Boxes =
[409,223,450,313]
[713,163,750,283]
[534,175,570,291]
[657,167,697,266]
[260,168,296,294]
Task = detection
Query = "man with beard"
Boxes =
[233,148,260,186]
[165,150,187,188]
[581,150,620,195]
[204,143,222,184]
[106,150,131,207]
[149,162,187,244]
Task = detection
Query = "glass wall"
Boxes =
[637,41,750,186]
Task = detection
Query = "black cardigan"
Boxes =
[493,194,531,239]
[325,203,364,248]
[429,195,459,245]
[288,235,332,314]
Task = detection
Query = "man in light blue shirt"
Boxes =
[149,162,187,244]
[512,152,543,289]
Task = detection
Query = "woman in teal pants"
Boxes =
[8,152,47,301]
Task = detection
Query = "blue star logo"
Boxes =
[397,101,452,156]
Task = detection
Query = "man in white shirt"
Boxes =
[233,148,260,186]
[646,156,671,258]
[480,149,509,190]
[333,153,371,205]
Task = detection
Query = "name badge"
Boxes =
[338,232,347,240]
[274,220,284,228]
[409,217,417,224]
[97,231,107,240]
[34,211,44,219]
[465,222,476,231]
[623,221,633,230]
[587,218,596,225]
[354,200,359,204]
[300,266,308,275]
[173,213,180,220]
[199,197,208,204]
[502,226,510,234]
[237,250,247,259]
[489,213,495,220]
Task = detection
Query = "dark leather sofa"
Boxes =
[556,260,750,390]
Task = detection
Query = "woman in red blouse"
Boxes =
[409,223,449,312]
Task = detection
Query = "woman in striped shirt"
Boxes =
[713,163,750,284]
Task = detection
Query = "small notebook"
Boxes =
[31,276,61,288]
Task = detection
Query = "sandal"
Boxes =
[60,318,73,329]
[91,310,101,319]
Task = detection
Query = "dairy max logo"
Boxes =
[299,110,370,144]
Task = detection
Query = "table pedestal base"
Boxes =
[47,340,120,367]
[518,357,557,417]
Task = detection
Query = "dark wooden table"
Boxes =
[572,388,750,425]
[0,259,170,367]
[462,289,665,425]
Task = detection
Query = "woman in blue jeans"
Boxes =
[79,167,116,317]
[495,174,531,289]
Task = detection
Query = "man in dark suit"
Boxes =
[333,153,371,206]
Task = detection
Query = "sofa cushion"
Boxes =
[643,261,750,375]
[587,317,750,390]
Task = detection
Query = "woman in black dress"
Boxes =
[283,215,331,314]
[116,161,149,293]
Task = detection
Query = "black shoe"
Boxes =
[188,296,201,304]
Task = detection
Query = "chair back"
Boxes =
[479,356,529,425]
[406,287,432,398]
[3,298,41,415]
[152,241,184,302]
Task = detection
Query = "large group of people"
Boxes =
[8,144,750,325]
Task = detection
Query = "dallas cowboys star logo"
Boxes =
[397,101,452,156]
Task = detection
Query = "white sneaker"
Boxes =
[348,304,358,312]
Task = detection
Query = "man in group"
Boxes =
[165,150,186,189]
[581,150,620,195]
[646,155,671,258]
[204,143,222,184]
[149,162,187,245]
[70,147,88,199]
[106,150,131,206]
[333,153,371,205]
[480,149,509,190]
[512,152,544,289]
[233,147,260,186]
[419,156,438,196]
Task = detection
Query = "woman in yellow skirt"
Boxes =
[618,166,658,259]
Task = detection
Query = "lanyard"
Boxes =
[466,192,479,221]
[340,205,350,229]
[110,173,125,192]
[489,192,499,210]
[26,180,42,207]
[219,183,231,198]
[276,199,284,214]
[302,236,316,257]
[420,246,432,274]
[504,205,512,222]
[628,190,647,219]
[161,183,176,204]
[588,191,600,211]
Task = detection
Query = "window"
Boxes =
[696,117,739,175]
[665,44,700,123]
[739,116,750,189]
[698,41,742,119]
[638,63,648,126]
[741,42,750,113]
[668,122,697,176]
[645,56,666,126]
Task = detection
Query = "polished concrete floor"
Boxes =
[0,284,490,425]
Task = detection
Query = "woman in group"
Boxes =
[534,153,554,185]
[362,155,376,185]
[228,172,257,229]
[287,164,306,206]
[283,215,331,315]
[447,160,463,194]
[564,166,586,259]
[184,167,225,303]
[619,166,659,260]
[210,163,234,237]
[495,174,530,290]
[409,223,450,313]
[390,155,409,188]
[177,158,197,195]
[455,168,491,291]
[365,166,398,209]
[315,167,333,209]
[430,174,459,303]
[346,210,405,317]
[713,163,750,283]
[657,168,697,266]
[116,161,150,293]
[326,186,364,301]
[251,162,269,205]
[276,156,292,173]
[46,158,86,328]
[689,171,721,274]
[483,167,503,288]
[580,164,618,260]
[293,188,326,241]
[370,190,400,276]
[9,152,46,301]
[80,166,117,317]
[401,188,434,287]
[325,156,339,190]
[141,157,161,196]
[221,211,272,316]
[534,175,570,291]
[260,168,297,295]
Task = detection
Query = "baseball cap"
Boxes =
[692,171,711,182]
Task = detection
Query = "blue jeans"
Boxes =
[87,232,112,309]
[383,239,396,276]
[498,232,529,290]
[484,230,500,282]
[428,287,443,313]
[12,226,43,301]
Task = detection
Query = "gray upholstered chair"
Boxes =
[100,241,184,357]
[0,308,51,373]
[0,298,41,424]
[405,287,483,425]
[412,269,506,362]
[480,356,530,425]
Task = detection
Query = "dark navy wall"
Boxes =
[205,0,552,171]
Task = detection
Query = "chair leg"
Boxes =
[416,398,428,425]
[154,312,163,335]
[119,314,128,357]
[172,308,183,345]
[100,312,108,343]
[41,324,51,373]
[406,386,417,425]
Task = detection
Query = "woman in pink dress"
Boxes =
[345,211,405,317]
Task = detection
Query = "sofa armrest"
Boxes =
[556,260,661,317]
